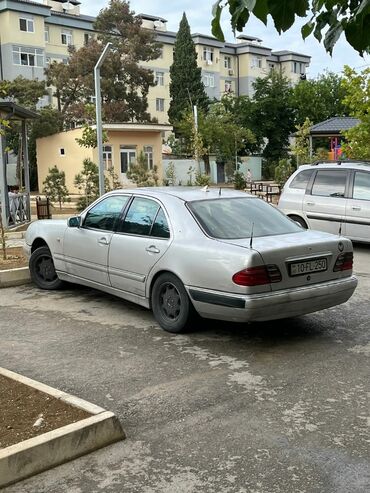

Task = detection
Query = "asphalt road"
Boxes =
[1,245,369,493]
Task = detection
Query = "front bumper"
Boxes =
[188,275,358,323]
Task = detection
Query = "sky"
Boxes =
[79,1,369,78]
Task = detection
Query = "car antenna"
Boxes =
[250,222,254,248]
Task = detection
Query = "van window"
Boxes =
[311,170,347,197]
[290,169,314,189]
[353,171,370,200]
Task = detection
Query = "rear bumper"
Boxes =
[188,276,358,322]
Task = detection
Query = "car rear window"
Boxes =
[290,169,314,189]
[188,197,302,239]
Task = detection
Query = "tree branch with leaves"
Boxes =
[211,0,370,56]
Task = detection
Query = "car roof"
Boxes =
[299,160,370,171]
[108,187,255,202]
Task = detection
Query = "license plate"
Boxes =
[290,258,327,276]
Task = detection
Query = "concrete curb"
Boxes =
[0,267,31,288]
[0,367,125,488]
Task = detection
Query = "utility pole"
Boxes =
[94,42,113,196]
[193,104,201,173]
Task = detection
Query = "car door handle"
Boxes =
[98,237,109,245]
[306,202,315,206]
[352,206,361,211]
[146,245,160,254]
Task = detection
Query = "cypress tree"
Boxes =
[169,13,208,125]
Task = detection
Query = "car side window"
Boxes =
[353,171,370,200]
[83,196,129,231]
[119,197,159,236]
[311,170,347,197]
[151,208,170,238]
[290,169,314,189]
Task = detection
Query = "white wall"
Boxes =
[163,156,262,185]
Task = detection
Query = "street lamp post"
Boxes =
[94,42,113,197]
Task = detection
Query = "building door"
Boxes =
[120,146,136,181]
[216,161,225,183]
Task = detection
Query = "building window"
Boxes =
[203,74,215,88]
[251,56,262,68]
[292,61,306,74]
[60,148,65,156]
[203,47,214,64]
[224,56,231,69]
[156,98,164,112]
[61,30,73,45]
[12,46,44,67]
[224,80,232,93]
[44,26,49,42]
[84,32,94,45]
[155,71,164,86]
[19,17,34,33]
[103,145,113,169]
[144,146,154,170]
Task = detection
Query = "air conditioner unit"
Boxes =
[228,69,234,76]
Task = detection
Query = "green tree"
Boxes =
[0,76,46,109]
[220,94,264,154]
[169,13,209,125]
[252,71,296,163]
[293,71,348,125]
[74,159,100,211]
[341,66,370,159]
[46,0,161,124]
[126,151,159,186]
[211,1,370,56]
[290,117,313,165]
[274,158,295,187]
[178,102,255,175]
[42,166,70,209]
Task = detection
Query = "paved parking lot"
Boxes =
[1,245,369,493]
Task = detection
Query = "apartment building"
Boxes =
[0,0,311,123]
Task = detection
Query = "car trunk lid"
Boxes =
[220,230,351,291]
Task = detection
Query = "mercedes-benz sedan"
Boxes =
[25,187,357,333]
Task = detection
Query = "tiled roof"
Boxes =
[310,117,360,134]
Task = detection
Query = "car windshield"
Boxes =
[188,197,302,239]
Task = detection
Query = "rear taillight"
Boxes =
[333,252,353,272]
[232,265,282,286]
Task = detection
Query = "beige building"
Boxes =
[36,123,172,193]
[0,0,311,123]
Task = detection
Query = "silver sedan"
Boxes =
[24,187,358,333]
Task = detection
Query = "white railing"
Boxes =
[8,192,30,226]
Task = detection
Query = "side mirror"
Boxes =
[68,216,81,228]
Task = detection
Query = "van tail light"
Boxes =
[232,265,282,286]
[333,252,353,272]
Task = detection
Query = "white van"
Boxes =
[278,160,370,244]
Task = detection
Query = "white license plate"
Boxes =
[290,258,327,276]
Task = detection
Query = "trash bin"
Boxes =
[36,196,52,219]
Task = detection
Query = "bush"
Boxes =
[274,159,295,187]
[233,171,246,190]
[194,171,211,186]
[43,165,70,210]
[74,159,100,212]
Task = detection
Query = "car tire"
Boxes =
[151,273,197,333]
[290,215,308,229]
[29,246,64,290]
